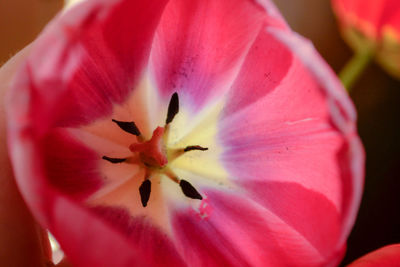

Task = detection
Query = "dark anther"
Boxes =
[112,119,141,136]
[102,156,126,163]
[179,179,203,200]
[184,145,208,152]
[139,179,151,207]
[166,92,179,124]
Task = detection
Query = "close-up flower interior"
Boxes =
[0,0,399,266]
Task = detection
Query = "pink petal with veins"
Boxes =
[16,0,169,128]
[218,28,364,265]
[7,0,169,265]
[172,189,342,267]
[222,30,293,115]
[51,197,147,266]
[272,29,364,245]
[43,128,103,200]
[151,0,270,112]
[90,206,186,266]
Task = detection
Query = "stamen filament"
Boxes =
[163,167,180,184]
[163,167,203,200]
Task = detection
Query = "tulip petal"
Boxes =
[17,0,169,128]
[237,181,341,260]
[218,28,364,264]
[333,0,384,36]
[42,128,103,200]
[150,0,271,112]
[222,30,293,115]
[171,189,339,266]
[384,1,400,32]
[9,127,178,266]
[271,29,364,244]
[7,0,170,265]
[90,206,186,266]
[51,197,146,266]
[220,52,347,205]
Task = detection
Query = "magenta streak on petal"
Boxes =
[220,119,345,206]
[239,181,341,259]
[150,0,267,112]
[222,30,293,116]
[90,206,186,267]
[42,128,103,200]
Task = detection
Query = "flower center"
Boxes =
[130,126,168,168]
[102,93,208,207]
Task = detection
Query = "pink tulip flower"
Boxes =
[348,244,400,267]
[332,0,400,79]
[6,0,364,266]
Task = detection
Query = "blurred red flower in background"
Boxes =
[7,0,364,266]
[332,0,400,79]
[347,244,400,267]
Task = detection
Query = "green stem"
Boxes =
[339,51,373,92]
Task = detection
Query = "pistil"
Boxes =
[129,127,168,168]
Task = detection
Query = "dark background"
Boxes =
[1,0,399,265]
